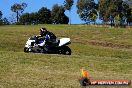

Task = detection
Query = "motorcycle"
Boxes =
[24,36,71,55]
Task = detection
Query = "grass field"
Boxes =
[0,25,132,88]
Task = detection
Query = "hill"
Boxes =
[0,25,132,88]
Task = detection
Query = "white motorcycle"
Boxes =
[24,36,71,55]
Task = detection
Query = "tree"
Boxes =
[2,18,10,25]
[20,7,52,25]
[29,12,38,24]
[19,12,38,25]
[19,13,30,24]
[88,9,98,24]
[125,0,132,6]
[0,11,2,19]
[0,11,3,25]
[51,4,69,24]
[98,0,131,26]
[126,7,132,25]
[64,0,74,24]
[114,14,120,27]
[125,0,132,25]
[38,7,52,24]
[0,11,10,25]
[77,0,98,24]
[11,3,27,22]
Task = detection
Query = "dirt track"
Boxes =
[73,38,132,49]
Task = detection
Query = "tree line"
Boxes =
[77,0,132,27]
[0,0,132,26]
[19,5,69,25]
[11,2,70,24]
[0,11,10,25]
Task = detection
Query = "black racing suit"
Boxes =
[36,31,56,51]
[44,31,57,49]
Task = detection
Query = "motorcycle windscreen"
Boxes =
[59,38,70,46]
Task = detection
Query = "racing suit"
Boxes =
[38,31,57,51]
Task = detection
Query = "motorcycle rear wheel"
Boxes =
[59,46,71,55]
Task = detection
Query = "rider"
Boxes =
[37,28,57,51]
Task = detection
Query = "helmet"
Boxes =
[40,28,47,36]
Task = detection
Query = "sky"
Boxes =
[0,0,87,24]
[0,0,131,24]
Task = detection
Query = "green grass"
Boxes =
[0,25,132,88]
